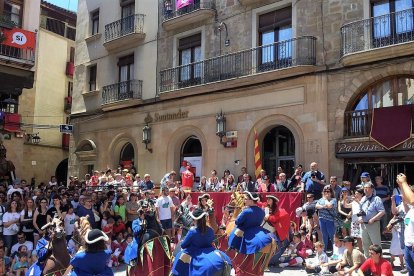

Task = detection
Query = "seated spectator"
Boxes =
[258,176,276,192]
[335,236,365,275]
[0,246,11,275]
[305,241,329,274]
[299,230,313,256]
[10,233,33,258]
[112,216,126,238]
[279,232,308,267]
[357,244,391,276]
[12,251,29,276]
[103,217,115,238]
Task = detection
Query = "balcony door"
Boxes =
[118,54,134,99]
[258,7,292,71]
[121,1,135,35]
[178,33,202,87]
[372,0,414,47]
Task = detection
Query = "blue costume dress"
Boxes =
[172,226,231,276]
[26,236,51,276]
[228,205,273,254]
[69,249,113,276]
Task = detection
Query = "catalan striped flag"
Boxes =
[254,127,262,179]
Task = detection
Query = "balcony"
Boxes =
[101,79,143,111]
[66,62,74,77]
[0,44,35,68]
[162,1,215,31]
[64,96,72,114]
[344,109,372,138]
[103,14,145,52]
[341,8,414,66]
[160,36,316,94]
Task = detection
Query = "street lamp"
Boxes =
[2,95,18,113]
[216,111,226,146]
[27,133,41,144]
[142,123,153,153]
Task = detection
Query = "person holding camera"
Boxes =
[302,162,326,200]
[385,194,407,273]
[358,182,385,258]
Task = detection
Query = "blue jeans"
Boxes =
[4,234,16,254]
[319,218,335,251]
[404,245,414,275]
[269,239,289,265]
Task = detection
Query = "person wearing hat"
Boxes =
[69,229,113,275]
[358,182,385,258]
[171,208,231,276]
[228,191,273,255]
[334,236,365,275]
[264,195,290,266]
[360,172,371,186]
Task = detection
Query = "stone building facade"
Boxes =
[70,0,414,186]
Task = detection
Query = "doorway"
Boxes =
[55,158,68,186]
[119,142,135,169]
[263,126,296,181]
[181,136,202,182]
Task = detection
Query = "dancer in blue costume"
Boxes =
[69,229,113,276]
[228,191,273,254]
[26,228,52,276]
[172,208,232,276]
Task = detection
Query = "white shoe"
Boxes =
[279,263,289,268]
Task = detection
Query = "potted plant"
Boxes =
[0,15,15,29]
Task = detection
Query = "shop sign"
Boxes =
[336,138,414,154]
[144,109,189,123]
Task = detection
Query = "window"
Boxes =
[258,7,292,69]
[89,65,97,91]
[3,0,23,27]
[68,81,73,97]
[178,33,202,84]
[91,10,99,35]
[69,47,75,63]
[371,0,414,42]
[118,55,134,97]
[121,1,135,34]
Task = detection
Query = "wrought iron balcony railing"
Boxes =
[341,7,414,56]
[344,109,372,137]
[104,14,145,43]
[163,0,214,21]
[102,80,142,105]
[0,44,35,65]
[160,36,316,93]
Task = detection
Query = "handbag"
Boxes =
[215,251,231,276]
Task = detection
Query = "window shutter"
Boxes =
[259,7,292,32]
[178,33,202,50]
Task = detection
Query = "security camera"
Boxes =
[234,160,240,165]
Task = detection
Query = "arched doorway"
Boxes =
[55,158,68,185]
[263,126,295,181]
[180,136,202,182]
[119,142,135,170]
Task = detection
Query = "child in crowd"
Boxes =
[101,211,111,229]
[112,216,126,238]
[111,232,126,266]
[305,241,329,274]
[103,217,115,238]
[279,232,308,268]
[64,204,78,242]
[300,230,314,256]
[12,252,29,276]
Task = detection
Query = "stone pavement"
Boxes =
[113,241,407,275]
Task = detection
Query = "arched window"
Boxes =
[119,143,135,168]
[345,76,414,137]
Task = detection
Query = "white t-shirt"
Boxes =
[11,240,33,255]
[156,196,173,220]
[3,212,21,235]
[64,213,77,236]
[405,207,414,246]
[7,188,23,199]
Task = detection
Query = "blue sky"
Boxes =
[46,0,78,12]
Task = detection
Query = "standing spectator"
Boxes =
[125,193,139,233]
[20,198,35,243]
[316,185,337,252]
[7,180,22,201]
[290,165,304,191]
[46,195,67,222]
[400,175,414,274]
[71,193,80,210]
[77,196,97,228]
[3,200,20,253]
[357,244,393,276]
[156,187,175,240]
[241,174,256,192]
[0,192,6,238]
[142,174,154,191]
[302,162,326,200]
[358,182,385,257]
[337,188,352,238]
[32,198,48,248]
[10,233,33,257]
[114,196,126,223]
[276,173,293,192]
[346,187,364,252]
[302,193,322,243]
[374,175,391,235]
[48,176,57,187]
[237,167,251,185]
[64,204,78,242]
[169,188,180,207]
[160,171,176,190]
[132,174,143,189]
[360,172,371,186]
[329,176,342,201]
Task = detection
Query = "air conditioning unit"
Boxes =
[226,131,237,138]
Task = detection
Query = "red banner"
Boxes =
[189,192,303,225]
[1,28,36,50]
[4,113,21,132]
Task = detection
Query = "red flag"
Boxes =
[254,128,262,179]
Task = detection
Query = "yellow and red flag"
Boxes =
[254,127,262,179]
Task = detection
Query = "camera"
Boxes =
[390,216,404,227]
[356,210,366,217]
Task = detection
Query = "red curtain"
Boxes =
[370,105,413,149]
